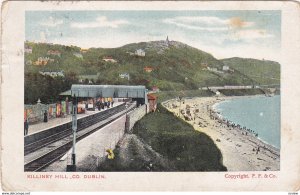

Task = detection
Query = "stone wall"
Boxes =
[44,115,127,172]
[125,104,148,134]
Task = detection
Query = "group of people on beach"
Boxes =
[207,107,269,155]
[208,108,259,138]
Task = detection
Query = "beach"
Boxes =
[163,96,280,171]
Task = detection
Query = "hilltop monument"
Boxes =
[166,36,170,47]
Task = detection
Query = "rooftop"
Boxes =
[69,84,147,98]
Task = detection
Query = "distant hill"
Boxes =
[221,57,280,86]
[24,40,280,103]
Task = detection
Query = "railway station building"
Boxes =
[61,84,148,108]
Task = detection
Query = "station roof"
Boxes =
[59,90,71,96]
[70,84,146,98]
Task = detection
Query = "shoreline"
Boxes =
[211,95,280,150]
[163,95,280,171]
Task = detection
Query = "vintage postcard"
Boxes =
[1,0,300,192]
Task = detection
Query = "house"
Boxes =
[126,51,135,56]
[25,46,32,54]
[223,65,230,71]
[207,66,225,74]
[47,50,61,57]
[152,86,160,92]
[222,65,234,73]
[144,66,154,73]
[147,93,157,112]
[201,63,208,69]
[78,74,99,84]
[102,56,118,63]
[135,49,145,57]
[80,48,89,53]
[119,73,130,80]
[73,52,83,58]
[207,67,218,72]
[39,71,64,78]
[34,57,49,66]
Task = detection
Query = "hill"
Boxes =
[24,40,280,104]
[221,57,280,86]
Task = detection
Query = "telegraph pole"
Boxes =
[67,94,77,171]
[72,94,77,169]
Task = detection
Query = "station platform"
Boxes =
[27,102,123,135]
[42,112,127,172]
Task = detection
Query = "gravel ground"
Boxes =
[99,134,175,171]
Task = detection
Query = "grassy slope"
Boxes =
[221,57,280,85]
[218,89,264,96]
[25,42,280,91]
[155,88,266,103]
[156,90,215,103]
[100,104,227,171]
[24,42,281,103]
[132,104,227,171]
[80,42,229,90]
[25,42,85,74]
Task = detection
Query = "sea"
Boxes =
[213,95,280,149]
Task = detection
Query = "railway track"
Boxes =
[25,103,126,155]
[24,103,135,172]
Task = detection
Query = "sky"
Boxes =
[26,10,281,62]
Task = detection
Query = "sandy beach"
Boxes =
[163,96,280,171]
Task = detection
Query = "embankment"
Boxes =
[100,104,227,171]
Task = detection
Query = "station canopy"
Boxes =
[70,84,146,98]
